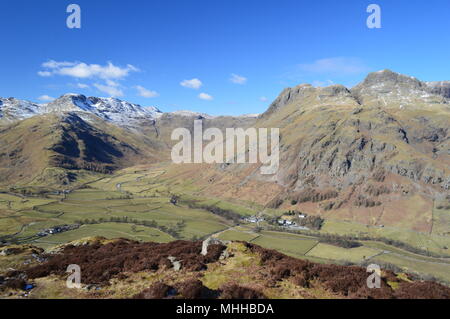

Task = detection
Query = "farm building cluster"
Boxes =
[37,224,80,237]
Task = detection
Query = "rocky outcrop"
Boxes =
[351,70,448,107]
[426,81,450,98]
[201,237,228,256]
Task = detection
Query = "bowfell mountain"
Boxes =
[352,69,449,108]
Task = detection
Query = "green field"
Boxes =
[1,167,449,285]
[306,243,380,263]
[321,219,450,257]
[372,253,450,283]
[34,223,174,249]
[218,228,259,242]
[432,203,450,236]
[251,232,319,257]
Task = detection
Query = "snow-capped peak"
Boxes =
[0,97,42,122]
[169,110,214,119]
[43,94,163,125]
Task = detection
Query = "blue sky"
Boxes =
[1,0,450,115]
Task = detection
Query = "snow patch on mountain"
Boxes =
[43,94,163,126]
[169,110,215,119]
[0,97,42,122]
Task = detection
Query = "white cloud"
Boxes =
[259,96,268,102]
[180,78,202,89]
[76,83,90,89]
[298,57,369,75]
[42,60,76,69]
[38,60,139,80]
[198,92,213,101]
[37,95,55,102]
[37,71,52,77]
[230,73,247,84]
[135,85,159,98]
[106,79,120,87]
[93,83,124,97]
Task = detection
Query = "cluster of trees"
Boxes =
[0,236,11,245]
[7,187,50,197]
[268,198,284,209]
[292,189,339,204]
[354,195,382,208]
[284,210,299,216]
[74,217,186,239]
[0,235,21,245]
[436,203,450,210]
[318,234,362,249]
[184,201,242,223]
[372,236,447,258]
[105,194,133,200]
[265,216,280,225]
[297,216,324,230]
[372,169,386,182]
[364,184,391,196]
[170,195,179,205]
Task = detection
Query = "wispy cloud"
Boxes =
[93,83,124,97]
[42,61,75,69]
[38,60,139,80]
[230,73,247,85]
[135,85,159,98]
[259,96,268,102]
[198,92,213,101]
[76,83,90,89]
[37,71,52,77]
[37,95,55,102]
[106,79,120,87]
[298,57,369,75]
[180,78,202,89]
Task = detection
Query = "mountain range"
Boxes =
[0,69,449,234]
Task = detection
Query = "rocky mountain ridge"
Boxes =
[0,94,259,128]
[1,70,449,225]
[0,94,163,127]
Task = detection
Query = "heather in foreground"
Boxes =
[1,238,449,299]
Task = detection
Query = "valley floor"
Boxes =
[1,163,450,286]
